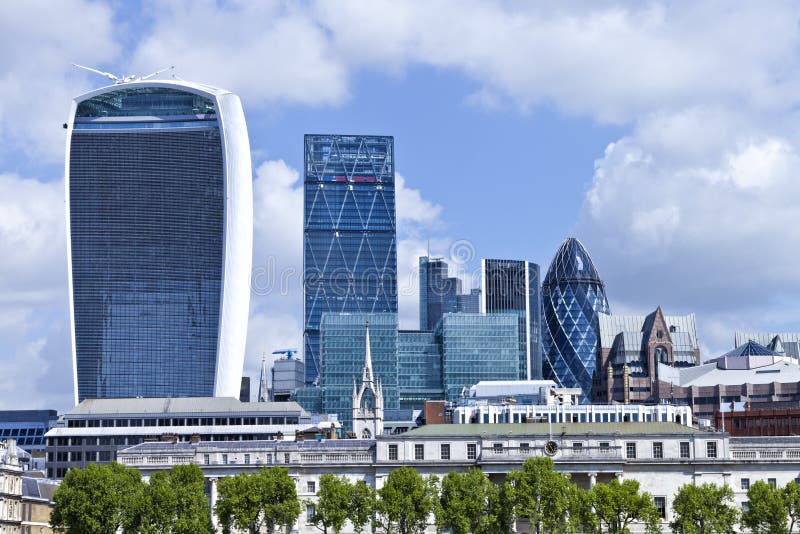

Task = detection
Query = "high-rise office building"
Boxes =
[303,135,398,385]
[320,313,399,429]
[480,259,542,380]
[439,313,519,401]
[66,80,252,403]
[419,256,462,330]
[541,238,610,399]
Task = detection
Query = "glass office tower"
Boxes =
[438,313,519,401]
[480,259,542,380]
[541,238,610,400]
[398,330,443,410]
[419,256,462,330]
[320,313,399,428]
[303,135,398,385]
[66,81,252,403]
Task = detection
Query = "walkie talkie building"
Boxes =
[65,80,252,403]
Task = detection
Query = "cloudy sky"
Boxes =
[3,1,800,411]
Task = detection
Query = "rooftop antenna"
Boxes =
[72,63,175,84]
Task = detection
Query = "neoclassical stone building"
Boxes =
[117,422,800,533]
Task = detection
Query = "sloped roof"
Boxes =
[720,340,778,358]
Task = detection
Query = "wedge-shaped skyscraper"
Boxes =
[66,80,252,403]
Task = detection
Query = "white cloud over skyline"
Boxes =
[2,1,800,408]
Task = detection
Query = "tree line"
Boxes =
[49,458,800,534]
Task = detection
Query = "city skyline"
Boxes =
[4,2,800,410]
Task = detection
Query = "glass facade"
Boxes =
[419,257,462,330]
[320,313,399,428]
[398,330,443,410]
[0,410,58,452]
[69,87,226,401]
[438,313,519,401]
[481,259,542,380]
[303,135,398,385]
[542,238,610,400]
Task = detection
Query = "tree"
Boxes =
[375,466,438,534]
[507,457,576,534]
[215,467,301,534]
[670,483,739,534]
[586,478,661,534]
[743,480,788,534]
[51,462,143,534]
[348,480,376,534]
[310,474,351,534]
[436,468,496,534]
[481,481,515,534]
[785,481,800,534]
[137,464,213,534]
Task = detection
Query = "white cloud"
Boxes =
[0,0,118,161]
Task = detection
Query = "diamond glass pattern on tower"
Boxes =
[66,81,253,403]
[542,238,610,400]
[303,135,398,385]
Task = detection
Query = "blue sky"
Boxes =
[3,1,800,410]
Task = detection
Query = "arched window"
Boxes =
[654,345,669,364]
[361,428,371,439]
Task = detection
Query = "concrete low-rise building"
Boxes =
[45,397,311,478]
[116,421,800,533]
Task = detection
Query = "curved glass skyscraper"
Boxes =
[542,237,610,399]
[66,80,252,403]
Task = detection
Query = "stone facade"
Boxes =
[0,440,22,534]
[117,422,800,533]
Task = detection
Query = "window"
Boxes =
[626,442,637,459]
[654,496,666,519]
[741,478,750,491]
[440,444,450,460]
[572,442,583,452]
[768,478,777,488]
[706,442,717,458]
[222,454,228,464]
[414,444,424,460]
[244,454,250,465]
[493,443,503,453]
[599,441,610,450]
[204,454,210,465]
[388,444,398,460]
[653,442,663,459]
[307,481,316,493]
[99,451,112,462]
[467,443,477,460]
[520,442,530,453]
[307,504,316,521]
[742,501,749,513]
[284,453,290,464]
[680,442,690,459]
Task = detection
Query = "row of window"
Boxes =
[65,416,299,428]
[624,441,709,459]
[48,433,287,448]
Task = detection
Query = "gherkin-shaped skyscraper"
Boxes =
[542,237,610,400]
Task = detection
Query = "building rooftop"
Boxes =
[66,397,308,417]
[399,422,703,437]
[658,359,800,387]
[720,340,777,358]
[121,439,375,454]
[598,311,698,350]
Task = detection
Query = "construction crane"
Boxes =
[272,348,299,360]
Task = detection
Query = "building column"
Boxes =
[588,472,597,488]
[209,477,218,531]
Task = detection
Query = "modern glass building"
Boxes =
[480,259,542,380]
[66,80,252,403]
[457,289,482,314]
[541,238,610,400]
[438,313,519,401]
[320,313,399,428]
[303,135,398,386]
[419,256,462,330]
[398,330,443,410]
[0,410,58,453]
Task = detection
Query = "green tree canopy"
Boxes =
[375,466,438,534]
[137,464,213,534]
[50,462,143,534]
[670,482,739,534]
[743,480,788,534]
[785,481,800,534]
[435,468,497,534]
[310,474,352,534]
[348,480,376,534]
[215,467,301,534]
[585,478,661,534]
[507,456,576,534]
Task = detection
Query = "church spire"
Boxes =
[362,320,373,384]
